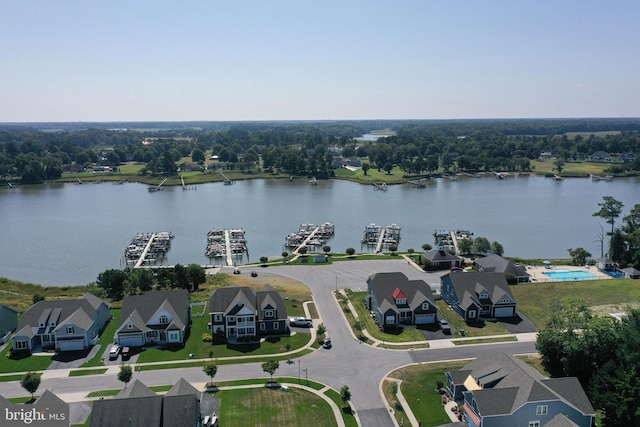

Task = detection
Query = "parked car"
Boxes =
[233,267,241,274]
[289,317,312,327]
[251,271,258,277]
[108,345,120,360]
[438,319,451,334]
[322,337,332,349]
[121,346,131,359]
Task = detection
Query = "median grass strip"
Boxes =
[452,336,517,345]
[69,368,108,377]
[86,384,172,398]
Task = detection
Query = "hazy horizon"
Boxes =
[2,1,639,122]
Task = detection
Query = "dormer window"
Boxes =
[127,323,133,329]
[159,315,169,324]
[264,309,274,318]
[50,322,56,327]
[39,322,45,328]
[66,326,74,334]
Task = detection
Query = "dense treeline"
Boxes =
[1,119,639,184]
[537,300,640,426]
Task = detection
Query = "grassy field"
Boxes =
[530,159,614,176]
[214,387,337,427]
[511,278,640,329]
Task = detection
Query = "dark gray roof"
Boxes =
[424,249,462,263]
[15,294,107,336]
[118,290,189,333]
[446,272,515,306]
[475,255,529,278]
[90,395,163,427]
[367,272,437,313]
[542,377,595,415]
[544,414,580,427]
[117,379,156,399]
[163,395,199,427]
[89,378,219,427]
[459,352,594,417]
[209,286,287,319]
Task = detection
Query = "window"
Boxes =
[227,316,235,323]
[274,323,279,330]
[260,323,266,331]
[15,340,27,350]
[264,309,274,318]
[529,422,540,427]
[499,298,511,304]
[421,302,429,310]
[66,326,74,334]
[159,315,169,324]
[214,314,222,322]
[536,405,548,416]
[468,310,477,319]
[127,323,133,329]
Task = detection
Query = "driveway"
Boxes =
[47,345,101,370]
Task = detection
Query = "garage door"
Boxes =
[58,340,85,351]
[494,307,515,317]
[118,335,143,347]
[415,314,436,324]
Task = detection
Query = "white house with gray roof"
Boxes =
[446,352,595,427]
[115,289,190,347]
[12,293,110,353]
[209,285,287,340]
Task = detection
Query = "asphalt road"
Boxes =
[0,260,538,427]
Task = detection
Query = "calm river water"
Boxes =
[1,175,638,287]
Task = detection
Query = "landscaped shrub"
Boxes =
[201,333,213,342]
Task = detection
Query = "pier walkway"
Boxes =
[134,233,156,268]
[375,228,386,253]
[224,230,233,266]
[291,226,320,256]
[449,231,461,255]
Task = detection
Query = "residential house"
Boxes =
[90,378,219,427]
[595,257,616,271]
[446,352,595,427]
[621,267,640,279]
[474,254,530,283]
[590,151,611,162]
[423,248,462,270]
[0,304,18,344]
[12,293,110,353]
[366,272,439,326]
[441,272,517,321]
[115,289,190,347]
[209,285,287,340]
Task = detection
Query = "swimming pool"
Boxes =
[543,270,599,281]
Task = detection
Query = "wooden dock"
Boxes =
[292,226,320,255]
[134,233,157,268]
[205,228,247,266]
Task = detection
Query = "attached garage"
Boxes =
[494,307,515,317]
[57,339,86,351]
[415,314,436,324]
[117,334,144,347]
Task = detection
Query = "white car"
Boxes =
[289,317,312,327]
[108,345,120,359]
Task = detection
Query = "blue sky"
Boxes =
[1,1,639,122]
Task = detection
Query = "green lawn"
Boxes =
[0,348,52,374]
[214,387,337,427]
[387,361,468,427]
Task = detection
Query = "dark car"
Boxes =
[121,346,131,359]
